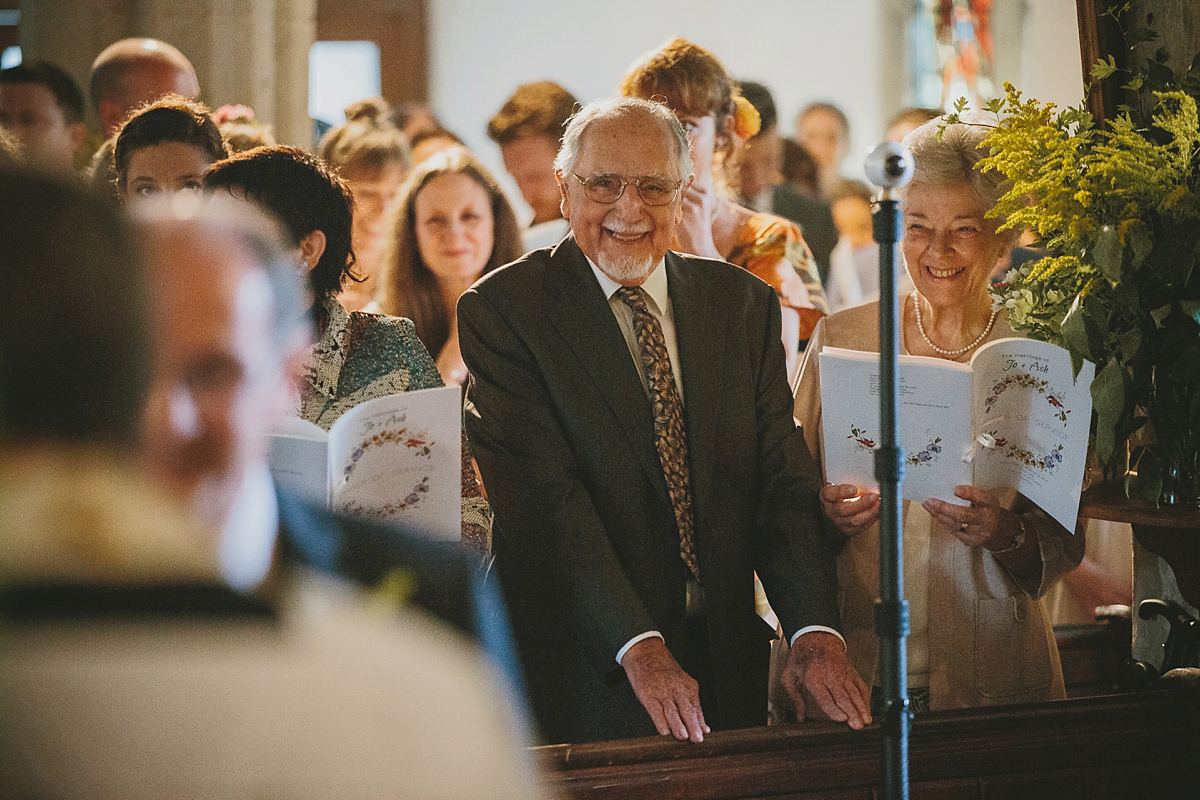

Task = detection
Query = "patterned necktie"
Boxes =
[615,286,701,581]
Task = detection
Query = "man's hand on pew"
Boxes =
[783,631,872,730]
[622,636,711,743]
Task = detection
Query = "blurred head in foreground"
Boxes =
[0,167,147,452]
[135,194,308,583]
[0,167,213,581]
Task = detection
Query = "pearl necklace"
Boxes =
[911,291,997,357]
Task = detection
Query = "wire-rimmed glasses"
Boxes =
[571,173,682,206]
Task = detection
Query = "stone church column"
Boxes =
[18,0,315,147]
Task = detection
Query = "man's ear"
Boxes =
[556,170,571,220]
[98,100,126,137]
[68,121,87,151]
[673,175,695,225]
[298,230,327,272]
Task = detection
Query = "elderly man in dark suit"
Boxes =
[459,97,871,745]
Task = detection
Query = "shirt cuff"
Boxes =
[790,625,846,648]
[616,630,664,665]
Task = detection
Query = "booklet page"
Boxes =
[326,386,462,541]
[969,338,1093,530]
[266,416,329,507]
[819,347,973,506]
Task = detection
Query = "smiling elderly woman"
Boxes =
[789,116,1085,712]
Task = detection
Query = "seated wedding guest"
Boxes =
[459,96,870,745]
[0,170,542,798]
[204,145,492,555]
[319,96,412,312]
[381,146,522,386]
[886,106,942,143]
[410,125,464,166]
[88,37,201,186]
[825,179,915,312]
[213,103,277,153]
[782,136,821,198]
[0,60,87,170]
[137,188,517,672]
[620,38,829,371]
[737,79,837,286]
[487,80,578,251]
[112,94,227,203]
[795,101,851,200]
[791,115,1085,712]
[90,37,200,139]
[393,100,440,140]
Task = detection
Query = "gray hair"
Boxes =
[132,194,310,361]
[554,96,693,185]
[902,112,1008,211]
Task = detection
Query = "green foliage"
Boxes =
[981,81,1200,503]
[1093,55,1119,82]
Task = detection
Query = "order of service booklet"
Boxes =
[266,385,461,541]
[819,337,1094,531]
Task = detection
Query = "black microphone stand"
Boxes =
[865,143,915,800]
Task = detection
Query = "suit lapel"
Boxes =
[543,237,669,500]
[667,252,723,545]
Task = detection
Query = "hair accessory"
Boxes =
[732,95,761,139]
[912,291,997,357]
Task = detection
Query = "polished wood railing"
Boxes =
[535,672,1200,799]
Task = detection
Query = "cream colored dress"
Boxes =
[791,301,1084,710]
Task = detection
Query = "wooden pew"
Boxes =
[535,673,1200,799]
[1055,618,1133,697]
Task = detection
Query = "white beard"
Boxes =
[597,252,655,284]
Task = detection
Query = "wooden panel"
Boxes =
[316,0,427,105]
[909,778,978,800]
[1074,0,1131,125]
[767,791,871,800]
[1086,761,1193,800]
[1054,622,1129,697]
[980,769,1082,800]
[0,0,16,52]
[538,683,1199,799]
[1081,485,1200,528]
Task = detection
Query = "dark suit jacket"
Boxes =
[458,237,840,743]
[275,490,523,698]
[771,184,837,287]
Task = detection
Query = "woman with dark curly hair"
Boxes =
[381,146,522,386]
[113,93,226,203]
[204,145,491,556]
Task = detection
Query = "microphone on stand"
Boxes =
[865,141,914,800]
[865,142,915,191]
